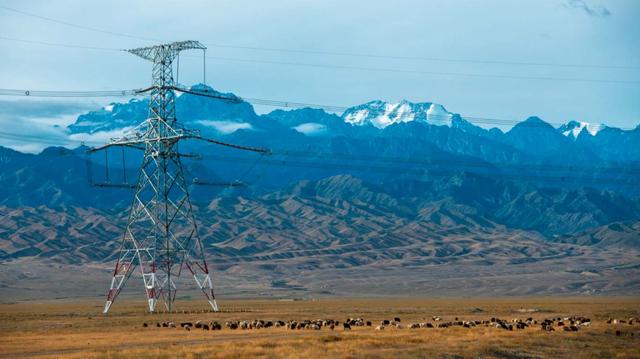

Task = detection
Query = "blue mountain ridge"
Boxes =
[1,84,638,238]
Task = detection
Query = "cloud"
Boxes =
[0,99,98,121]
[565,0,611,17]
[196,120,253,134]
[292,122,327,136]
[68,127,135,146]
[0,99,103,153]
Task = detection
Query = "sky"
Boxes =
[0,0,638,152]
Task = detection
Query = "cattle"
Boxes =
[366,321,372,327]
[394,317,401,323]
[181,322,193,328]
[433,316,442,321]
[202,324,210,331]
[343,323,351,330]
[395,323,404,329]
[409,323,420,329]
[184,326,191,332]
[142,323,148,328]
[156,322,161,328]
[541,324,555,332]
[375,325,384,330]
[330,324,335,330]
[195,321,203,329]
[381,320,390,326]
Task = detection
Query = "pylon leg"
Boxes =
[103,251,136,314]
[187,260,219,312]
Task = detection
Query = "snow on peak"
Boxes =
[341,100,453,129]
[559,121,606,139]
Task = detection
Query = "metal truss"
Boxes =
[96,41,268,314]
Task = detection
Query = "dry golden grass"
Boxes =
[0,297,638,358]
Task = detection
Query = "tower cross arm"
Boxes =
[125,40,206,62]
[189,135,271,155]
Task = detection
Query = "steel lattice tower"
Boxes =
[93,41,268,314]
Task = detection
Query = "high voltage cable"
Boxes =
[0,88,143,97]
[0,87,636,130]
[204,56,640,85]
[0,5,161,43]
[200,43,640,71]
[0,36,121,52]
[2,35,637,85]
[1,4,637,71]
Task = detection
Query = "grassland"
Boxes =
[0,297,638,358]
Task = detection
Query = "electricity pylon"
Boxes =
[91,41,269,314]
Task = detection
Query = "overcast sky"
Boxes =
[0,0,638,152]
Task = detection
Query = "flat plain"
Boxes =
[0,297,638,358]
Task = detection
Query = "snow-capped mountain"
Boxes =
[342,100,455,128]
[558,120,606,140]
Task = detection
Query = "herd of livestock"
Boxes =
[142,315,638,334]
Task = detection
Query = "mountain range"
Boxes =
[0,84,638,300]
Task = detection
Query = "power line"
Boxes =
[3,35,637,85]
[204,56,640,85]
[1,4,637,71]
[0,88,143,97]
[0,36,121,52]
[0,86,636,130]
[201,43,640,71]
[0,5,160,43]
